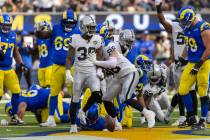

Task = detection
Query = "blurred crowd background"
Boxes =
[1,0,210,13]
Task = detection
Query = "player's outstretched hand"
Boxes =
[65,69,74,84]
[155,0,162,6]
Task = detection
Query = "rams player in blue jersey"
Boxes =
[5,85,70,124]
[0,14,28,124]
[40,9,79,127]
[34,20,53,88]
[177,6,210,129]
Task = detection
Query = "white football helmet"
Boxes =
[104,20,115,38]
[79,15,96,36]
[147,64,162,85]
[119,29,135,50]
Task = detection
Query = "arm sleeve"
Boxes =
[94,57,117,68]
[200,22,210,32]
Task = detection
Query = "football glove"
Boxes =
[20,63,29,73]
[175,56,188,70]
[190,62,203,75]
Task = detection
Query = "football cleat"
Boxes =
[144,110,156,128]
[192,118,206,130]
[172,116,186,126]
[114,118,122,131]
[78,109,87,125]
[70,124,78,133]
[40,116,56,127]
[9,115,24,125]
[140,116,146,124]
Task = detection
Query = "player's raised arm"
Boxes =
[155,0,172,33]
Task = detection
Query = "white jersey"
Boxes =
[103,41,136,78]
[172,22,186,59]
[70,34,103,72]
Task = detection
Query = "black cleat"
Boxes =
[178,120,189,128]
[187,115,197,126]
[9,115,24,125]
[192,119,206,130]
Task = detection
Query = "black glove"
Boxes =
[0,50,4,61]
[175,56,188,70]
[190,61,203,75]
[20,63,29,73]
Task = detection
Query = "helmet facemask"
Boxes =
[62,20,77,32]
[0,23,12,34]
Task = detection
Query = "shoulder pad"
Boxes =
[200,22,210,32]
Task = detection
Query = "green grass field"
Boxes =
[0,102,182,138]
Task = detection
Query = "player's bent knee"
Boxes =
[92,91,102,103]
[178,86,189,96]
[197,84,209,97]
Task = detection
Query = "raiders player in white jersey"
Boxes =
[90,29,156,129]
[155,0,198,127]
[143,63,170,123]
[65,15,104,133]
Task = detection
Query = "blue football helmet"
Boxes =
[61,9,78,32]
[177,6,196,30]
[5,102,13,116]
[86,104,98,124]
[135,55,152,72]
[34,20,52,39]
[0,14,13,34]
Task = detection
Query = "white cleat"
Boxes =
[78,109,87,125]
[40,116,56,127]
[144,110,156,128]
[114,117,122,131]
[70,124,78,133]
[171,116,186,126]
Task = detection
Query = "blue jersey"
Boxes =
[19,85,50,112]
[52,24,79,66]
[36,38,53,68]
[0,31,17,70]
[184,21,210,62]
[135,68,148,96]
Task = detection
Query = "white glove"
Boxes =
[97,68,104,80]
[1,119,8,126]
[65,69,74,84]
[155,0,162,5]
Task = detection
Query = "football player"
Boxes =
[177,6,210,129]
[0,14,28,124]
[34,20,53,88]
[155,0,198,126]
[5,85,70,124]
[66,15,104,133]
[143,63,170,123]
[40,9,79,127]
[90,29,156,129]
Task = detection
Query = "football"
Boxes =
[105,115,115,132]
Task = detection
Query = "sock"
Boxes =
[178,94,185,116]
[125,98,143,112]
[49,96,58,116]
[182,94,193,113]
[190,90,198,115]
[171,94,178,107]
[11,94,19,115]
[103,101,117,118]
[0,96,2,100]
[200,96,209,118]
[70,102,79,124]
[83,91,102,112]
